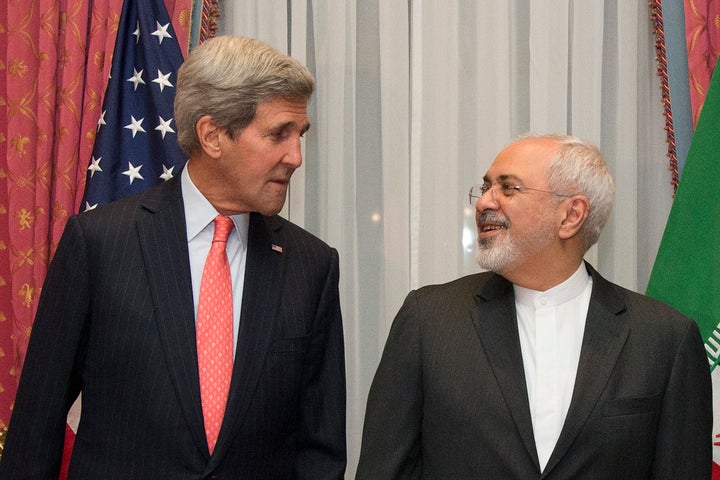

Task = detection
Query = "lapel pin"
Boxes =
[271,244,283,253]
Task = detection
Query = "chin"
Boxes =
[475,244,517,273]
[259,203,285,217]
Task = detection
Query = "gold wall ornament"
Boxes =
[18,283,36,308]
[10,133,29,157]
[11,243,49,274]
[53,200,69,222]
[15,247,36,268]
[15,208,35,231]
[8,58,28,77]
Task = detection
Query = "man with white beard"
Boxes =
[356,133,711,479]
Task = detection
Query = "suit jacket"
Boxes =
[356,263,712,479]
[0,175,346,479]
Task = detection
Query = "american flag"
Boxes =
[81,0,187,210]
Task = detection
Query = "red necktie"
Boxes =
[196,215,234,454]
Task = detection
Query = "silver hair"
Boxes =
[174,36,315,156]
[516,133,615,251]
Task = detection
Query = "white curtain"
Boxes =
[220,1,672,475]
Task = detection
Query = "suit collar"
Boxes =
[135,176,210,453]
[473,263,630,475]
[543,262,629,476]
[207,212,286,465]
[473,274,541,470]
[137,179,289,464]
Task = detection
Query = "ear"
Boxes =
[558,195,590,240]
[195,115,222,159]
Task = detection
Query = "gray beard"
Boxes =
[475,229,519,273]
[474,213,557,274]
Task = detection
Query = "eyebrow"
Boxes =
[483,174,523,184]
[272,121,311,135]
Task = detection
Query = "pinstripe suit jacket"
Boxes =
[0,175,346,479]
[356,264,712,479]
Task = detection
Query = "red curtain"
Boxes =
[685,0,720,125]
[0,0,191,453]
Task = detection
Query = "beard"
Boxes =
[475,211,556,273]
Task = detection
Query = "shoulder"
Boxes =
[404,271,498,313]
[77,178,181,228]
[416,271,496,296]
[590,266,697,338]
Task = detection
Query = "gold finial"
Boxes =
[0,426,7,460]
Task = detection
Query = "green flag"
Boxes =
[646,56,720,473]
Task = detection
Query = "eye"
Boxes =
[270,129,290,141]
[499,183,519,196]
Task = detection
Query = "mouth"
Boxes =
[270,178,291,187]
[477,214,509,237]
[478,222,506,233]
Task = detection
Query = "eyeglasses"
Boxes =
[468,183,573,205]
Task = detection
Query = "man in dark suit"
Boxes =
[0,36,346,479]
[356,134,711,479]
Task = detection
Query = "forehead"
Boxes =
[485,139,555,182]
[254,97,309,124]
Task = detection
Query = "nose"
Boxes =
[475,186,498,211]
[283,137,303,169]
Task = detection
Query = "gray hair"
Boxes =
[174,36,315,156]
[517,133,615,251]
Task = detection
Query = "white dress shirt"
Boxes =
[514,263,593,471]
[182,166,249,358]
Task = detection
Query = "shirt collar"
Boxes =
[514,262,591,307]
[181,165,250,243]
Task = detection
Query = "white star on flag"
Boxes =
[124,115,146,137]
[88,156,103,177]
[127,68,145,91]
[155,116,175,138]
[96,110,106,130]
[122,162,145,184]
[152,69,173,91]
[151,21,172,44]
[160,165,175,181]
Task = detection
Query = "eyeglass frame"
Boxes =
[468,181,575,205]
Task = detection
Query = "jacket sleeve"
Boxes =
[0,215,89,479]
[651,318,712,479]
[356,290,423,480]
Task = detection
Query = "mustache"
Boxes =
[476,212,510,228]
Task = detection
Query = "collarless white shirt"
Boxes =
[513,263,593,471]
[181,165,249,358]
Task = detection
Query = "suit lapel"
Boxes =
[211,213,285,462]
[542,264,630,476]
[472,274,541,470]
[135,177,209,454]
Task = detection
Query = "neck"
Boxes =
[500,253,585,291]
[186,157,249,216]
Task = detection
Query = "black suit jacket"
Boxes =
[0,175,346,479]
[356,264,712,479]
